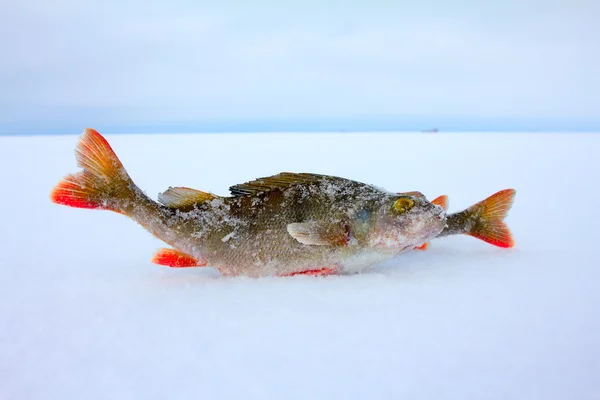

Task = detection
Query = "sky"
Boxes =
[1,0,599,134]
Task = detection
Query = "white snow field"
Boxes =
[1,132,599,399]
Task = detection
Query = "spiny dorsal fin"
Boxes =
[229,172,326,197]
[158,187,216,209]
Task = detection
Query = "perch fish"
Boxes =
[51,129,515,277]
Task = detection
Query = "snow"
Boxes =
[1,132,599,399]
[221,231,236,243]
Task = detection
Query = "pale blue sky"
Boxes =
[1,0,598,133]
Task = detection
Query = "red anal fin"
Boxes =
[152,248,206,268]
[432,195,449,211]
[281,267,337,277]
[414,243,429,251]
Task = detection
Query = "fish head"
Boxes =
[364,195,446,250]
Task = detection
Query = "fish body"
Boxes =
[175,174,445,277]
[51,129,515,278]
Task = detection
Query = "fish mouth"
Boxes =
[413,213,445,241]
[432,205,445,220]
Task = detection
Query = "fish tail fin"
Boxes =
[458,189,516,248]
[50,128,139,215]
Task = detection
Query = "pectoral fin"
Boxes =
[287,221,351,246]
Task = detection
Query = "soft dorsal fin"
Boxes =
[158,187,216,209]
[229,172,325,197]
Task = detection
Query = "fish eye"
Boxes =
[394,198,414,214]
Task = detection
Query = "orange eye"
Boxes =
[394,198,414,213]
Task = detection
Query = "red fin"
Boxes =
[50,128,134,213]
[414,243,429,250]
[152,248,206,268]
[432,195,449,211]
[51,173,105,209]
[466,189,516,248]
[281,267,337,277]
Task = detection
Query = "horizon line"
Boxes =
[2,115,600,136]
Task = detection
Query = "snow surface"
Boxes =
[1,132,599,399]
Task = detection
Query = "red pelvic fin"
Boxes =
[152,248,206,268]
[414,242,429,251]
[281,267,337,277]
[431,195,449,211]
